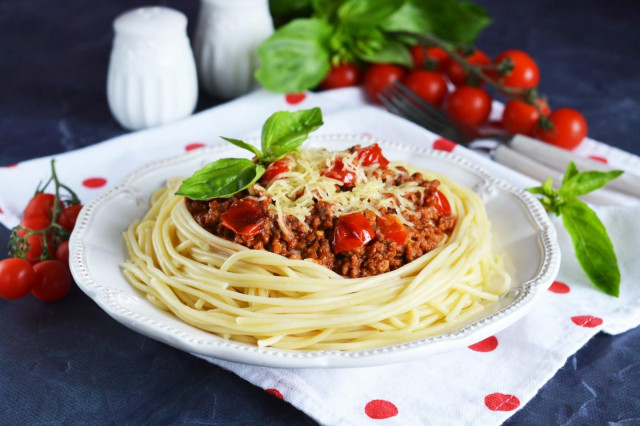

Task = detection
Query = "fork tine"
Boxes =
[393,82,456,129]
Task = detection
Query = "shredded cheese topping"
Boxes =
[251,148,429,227]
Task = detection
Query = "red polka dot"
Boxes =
[484,393,520,411]
[185,142,206,151]
[266,388,283,399]
[0,207,3,214]
[285,93,306,105]
[365,400,398,419]
[588,155,607,164]
[82,177,107,189]
[3,163,18,168]
[468,336,498,352]
[433,138,456,152]
[571,315,603,328]
[548,280,570,294]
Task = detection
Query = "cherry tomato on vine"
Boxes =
[535,108,588,150]
[363,64,407,103]
[410,45,449,71]
[443,50,491,86]
[403,70,448,107]
[445,86,492,127]
[376,215,407,245]
[501,99,551,136]
[492,50,540,89]
[0,258,37,300]
[58,204,83,232]
[23,193,56,219]
[220,199,266,237]
[31,260,72,302]
[55,240,70,264]
[17,214,52,263]
[320,63,361,90]
[332,212,374,254]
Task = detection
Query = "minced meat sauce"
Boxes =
[185,160,456,278]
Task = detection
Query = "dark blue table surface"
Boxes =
[1,1,639,424]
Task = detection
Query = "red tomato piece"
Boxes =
[323,158,357,186]
[403,70,448,107]
[0,258,36,300]
[492,50,540,89]
[23,193,56,219]
[444,50,491,86]
[534,108,588,150]
[220,199,265,237]
[376,215,407,245]
[445,86,492,127]
[58,204,83,232]
[410,45,449,71]
[363,64,407,103]
[431,190,451,215]
[260,158,291,186]
[356,144,389,168]
[31,260,72,302]
[501,99,551,136]
[332,212,374,254]
[320,63,361,90]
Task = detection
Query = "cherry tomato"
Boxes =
[17,214,52,263]
[403,70,448,107]
[323,158,357,186]
[410,45,449,71]
[356,144,389,168]
[23,193,56,219]
[376,215,407,245]
[260,158,291,186]
[332,212,374,254]
[534,108,588,150]
[363,64,407,103]
[320,63,361,90]
[31,260,72,302]
[55,240,70,264]
[431,190,451,215]
[492,50,539,89]
[0,258,36,300]
[445,86,492,127]
[501,99,551,136]
[443,50,491,86]
[220,198,265,237]
[58,204,83,232]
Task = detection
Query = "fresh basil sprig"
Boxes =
[258,0,491,93]
[527,162,623,297]
[175,108,323,200]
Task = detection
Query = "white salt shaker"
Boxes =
[107,7,198,130]
[194,0,274,99]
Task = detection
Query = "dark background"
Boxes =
[1,0,639,424]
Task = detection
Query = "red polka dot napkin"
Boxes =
[2,88,639,425]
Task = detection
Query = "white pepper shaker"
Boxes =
[107,7,198,130]
[193,0,274,99]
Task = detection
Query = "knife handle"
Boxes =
[493,144,639,206]
[509,134,640,199]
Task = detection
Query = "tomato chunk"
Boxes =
[332,212,374,254]
[220,199,265,236]
[376,214,407,245]
[260,158,291,186]
[431,190,451,215]
[357,144,389,168]
[323,158,356,186]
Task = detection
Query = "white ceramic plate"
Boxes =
[69,134,560,368]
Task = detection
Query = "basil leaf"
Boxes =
[380,2,432,34]
[559,169,624,199]
[560,199,620,297]
[255,18,333,93]
[337,0,405,27]
[220,137,262,159]
[175,158,265,200]
[562,161,579,184]
[352,31,413,67]
[312,0,342,21]
[261,107,323,162]
[408,0,491,44]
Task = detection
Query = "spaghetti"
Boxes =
[121,147,510,351]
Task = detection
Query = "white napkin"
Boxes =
[2,88,639,425]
